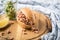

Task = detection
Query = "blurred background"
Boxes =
[0,0,60,40]
[0,0,60,14]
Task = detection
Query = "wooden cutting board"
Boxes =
[18,25,49,40]
[0,21,49,40]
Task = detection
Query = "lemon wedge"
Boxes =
[0,14,9,28]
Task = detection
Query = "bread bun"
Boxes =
[16,8,34,29]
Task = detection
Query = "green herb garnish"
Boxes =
[5,1,16,20]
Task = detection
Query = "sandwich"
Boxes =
[16,8,52,32]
